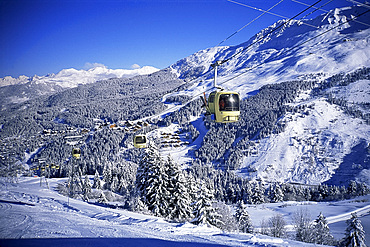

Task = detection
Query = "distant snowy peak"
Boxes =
[0,75,30,87]
[0,66,159,88]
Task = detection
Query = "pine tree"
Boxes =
[82,174,92,201]
[110,175,119,193]
[341,213,367,247]
[166,155,192,222]
[313,212,334,245]
[191,182,222,227]
[268,183,284,203]
[235,200,253,233]
[67,160,83,198]
[250,182,265,204]
[103,163,112,190]
[93,170,102,190]
[136,143,170,217]
[136,143,161,199]
[98,191,108,204]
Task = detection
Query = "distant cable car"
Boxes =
[134,135,147,148]
[72,148,81,159]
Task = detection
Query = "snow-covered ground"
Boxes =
[0,177,369,246]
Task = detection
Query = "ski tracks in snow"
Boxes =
[326,204,370,224]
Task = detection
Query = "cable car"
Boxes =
[134,135,147,148]
[201,60,240,123]
[72,148,81,159]
[204,91,240,123]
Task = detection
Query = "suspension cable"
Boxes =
[299,0,335,20]
[218,0,285,46]
[218,0,323,66]
[227,0,319,29]
[293,0,370,27]
[346,0,370,9]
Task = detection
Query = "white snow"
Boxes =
[0,177,325,246]
[1,177,369,246]
[3,177,369,246]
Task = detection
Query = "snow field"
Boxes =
[1,177,369,246]
[0,176,352,247]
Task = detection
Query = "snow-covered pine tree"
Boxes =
[235,200,253,233]
[92,170,102,190]
[136,143,170,217]
[102,163,112,190]
[191,181,222,228]
[313,212,334,245]
[268,183,284,203]
[165,155,192,222]
[341,212,367,247]
[136,143,160,199]
[185,173,198,205]
[98,191,108,204]
[242,180,253,204]
[110,175,119,193]
[82,174,92,201]
[67,159,83,198]
[250,181,265,204]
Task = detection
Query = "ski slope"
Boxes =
[1,177,369,246]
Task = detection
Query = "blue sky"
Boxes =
[0,0,355,77]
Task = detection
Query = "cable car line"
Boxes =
[346,0,370,9]
[293,0,370,27]
[218,0,285,46]
[299,0,335,20]
[214,0,324,70]
[227,0,320,29]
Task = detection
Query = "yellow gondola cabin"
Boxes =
[72,148,81,159]
[134,135,147,148]
[207,91,240,123]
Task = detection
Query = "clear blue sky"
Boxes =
[0,0,354,77]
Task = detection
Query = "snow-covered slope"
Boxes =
[2,177,369,246]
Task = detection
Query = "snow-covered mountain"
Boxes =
[0,65,159,88]
[0,65,159,107]
[163,4,370,185]
[170,5,370,98]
